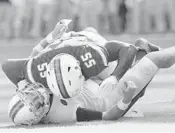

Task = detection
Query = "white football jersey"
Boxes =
[41,30,120,124]
[41,77,121,124]
[42,56,158,124]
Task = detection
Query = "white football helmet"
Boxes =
[8,83,50,126]
[46,54,84,98]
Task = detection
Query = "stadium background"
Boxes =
[0,0,175,132]
[0,0,175,38]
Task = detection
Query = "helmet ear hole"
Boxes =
[69,80,71,86]
[68,67,71,72]
[51,84,55,89]
[48,71,50,75]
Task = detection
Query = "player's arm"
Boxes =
[102,81,136,120]
[105,41,137,80]
[76,81,136,121]
[29,38,49,58]
[29,19,72,58]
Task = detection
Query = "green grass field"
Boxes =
[0,34,175,132]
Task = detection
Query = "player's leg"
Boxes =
[146,45,175,68]
[118,55,158,98]
[1,58,28,86]
[104,54,158,117]
[102,41,160,101]
[95,43,156,112]
[121,46,175,115]
[117,45,175,116]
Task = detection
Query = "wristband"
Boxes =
[34,44,44,52]
[46,33,54,44]
[117,99,130,110]
[76,107,102,121]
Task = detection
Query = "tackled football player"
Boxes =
[9,40,175,125]
[6,38,160,125]
[1,19,160,124]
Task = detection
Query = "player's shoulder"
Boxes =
[42,95,80,124]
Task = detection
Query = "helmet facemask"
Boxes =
[8,83,50,125]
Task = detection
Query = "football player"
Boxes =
[8,43,175,125]
[2,21,139,92]
[7,70,137,125]
[6,48,138,125]
[2,19,160,125]
[7,39,159,125]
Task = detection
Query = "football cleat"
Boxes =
[134,38,160,53]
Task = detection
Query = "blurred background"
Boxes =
[0,0,175,39]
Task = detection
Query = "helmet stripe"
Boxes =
[9,100,21,119]
[26,58,36,84]
[54,58,70,98]
[9,100,24,123]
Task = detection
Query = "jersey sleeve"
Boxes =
[1,59,28,86]
[25,46,73,87]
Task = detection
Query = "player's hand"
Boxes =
[51,19,72,40]
[98,76,118,98]
[122,81,137,104]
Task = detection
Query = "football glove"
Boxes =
[46,19,72,43]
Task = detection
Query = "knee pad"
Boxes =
[1,59,27,85]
